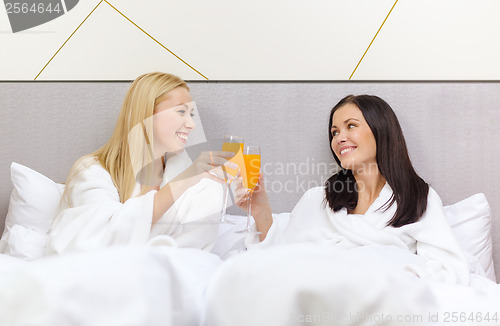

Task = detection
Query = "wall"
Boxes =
[1,1,499,80]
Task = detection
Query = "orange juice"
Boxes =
[222,142,246,184]
[244,154,261,190]
[222,142,243,156]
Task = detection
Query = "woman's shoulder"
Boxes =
[72,156,111,182]
[304,186,324,196]
[290,186,330,222]
[426,186,443,204]
[297,186,325,205]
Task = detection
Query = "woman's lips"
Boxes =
[176,132,188,143]
[340,146,356,156]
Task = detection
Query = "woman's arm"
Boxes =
[48,152,234,254]
[152,151,236,224]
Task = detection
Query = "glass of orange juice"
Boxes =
[236,145,262,234]
[219,135,245,223]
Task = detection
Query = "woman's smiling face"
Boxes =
[152,87,195,155]
[330,103,377,171]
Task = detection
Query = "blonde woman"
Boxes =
[46,72,234,255]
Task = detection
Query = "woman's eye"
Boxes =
[332,130,339,136]
[178,110,186,114]
[348,124,355,129]
[190,112,195,118]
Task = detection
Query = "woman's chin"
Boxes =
[340,161,353,170]
[165,144,185,153]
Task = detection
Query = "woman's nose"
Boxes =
[185,115,196,130]
[336,130,347,144]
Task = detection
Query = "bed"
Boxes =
[0,81,499,325]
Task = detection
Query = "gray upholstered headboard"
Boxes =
[1,81,499,278]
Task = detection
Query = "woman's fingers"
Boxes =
[218,150,237,157]
[206,165,236,181]
[233,177,249,208]
[201,151,238,168]
[205,171,228,185]
[193,151,244,183]
[205,150,235,161]
[253,173,266,192]
[233,176,245,191]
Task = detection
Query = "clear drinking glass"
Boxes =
[218,135,245,223]
[236,145,261,234]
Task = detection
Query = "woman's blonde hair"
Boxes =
[63,72,189,206]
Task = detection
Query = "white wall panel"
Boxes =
[353,0,500,80]
[0,0,101,80]
[1,1,499,80]
[38,2,202,80]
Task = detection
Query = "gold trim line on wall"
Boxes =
[34,0,208,80]
[349,0,399,80]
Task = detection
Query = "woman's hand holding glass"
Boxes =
[152,150,236,224]
[170,150,237,190]
[234,156,273,237]
[236,174,270,212]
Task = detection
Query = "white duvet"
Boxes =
[0,247,221,326]
[1,236,499,326]
[205,243,500,326]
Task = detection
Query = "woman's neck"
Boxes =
[139,156,165,190]
[350,164,386,214]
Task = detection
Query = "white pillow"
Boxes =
[0,163,64,260]
[444,193,496,282]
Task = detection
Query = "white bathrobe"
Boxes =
[248,183,470,285]
[46,153,223,255]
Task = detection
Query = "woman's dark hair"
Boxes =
[324,95,429,227]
